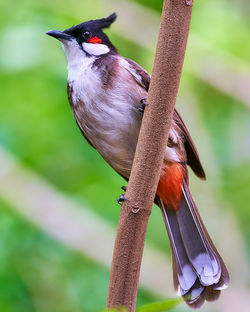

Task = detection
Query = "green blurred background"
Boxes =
[0,0,250,311]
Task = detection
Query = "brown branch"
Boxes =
[107,1,194,311]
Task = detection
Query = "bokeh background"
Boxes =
[0,0,250,311]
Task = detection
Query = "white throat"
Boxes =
[61,39,110,71]
[61,39,93,84]
[62,39,86,68]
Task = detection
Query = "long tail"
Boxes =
[157,181,229,308]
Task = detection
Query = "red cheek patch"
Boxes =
[87,36,102,44]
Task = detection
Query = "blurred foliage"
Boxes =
[136,298,183,312]
[0,199,157,311]
[0,0,249,311]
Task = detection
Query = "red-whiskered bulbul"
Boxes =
[46,13,229,308]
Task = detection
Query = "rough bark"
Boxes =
[107,1,194,311]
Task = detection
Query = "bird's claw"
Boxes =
[116,194,128,205]
[138,98,148,113]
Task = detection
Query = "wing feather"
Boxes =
[173,110,206,179]
[124,58,206,179]
[124,58,150,91]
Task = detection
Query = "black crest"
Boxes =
[88,13,117,29]
[64,13,117,33]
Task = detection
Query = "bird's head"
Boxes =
[46,13,117,62]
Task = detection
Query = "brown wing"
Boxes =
[125,58,150,91]
[173,109,206,180]
[124,59,205,180]
[124,59,205,179]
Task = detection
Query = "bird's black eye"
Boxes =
[83,31,91,39]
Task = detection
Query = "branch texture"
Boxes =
[107,1,194,311]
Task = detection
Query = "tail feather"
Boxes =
[182,182,230,290]
[157,181,229,308]
[160,200,197,293]
[177,187,221,286]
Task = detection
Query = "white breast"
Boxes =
[67,55,147,178]
[67,56,100,108]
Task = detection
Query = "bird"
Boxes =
[46,13,229,308]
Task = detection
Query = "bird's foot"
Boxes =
[138,98,148,113]
[116,194,128,205]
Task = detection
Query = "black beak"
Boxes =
[46,30,72,41]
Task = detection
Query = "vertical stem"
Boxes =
[107,1,193,311]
